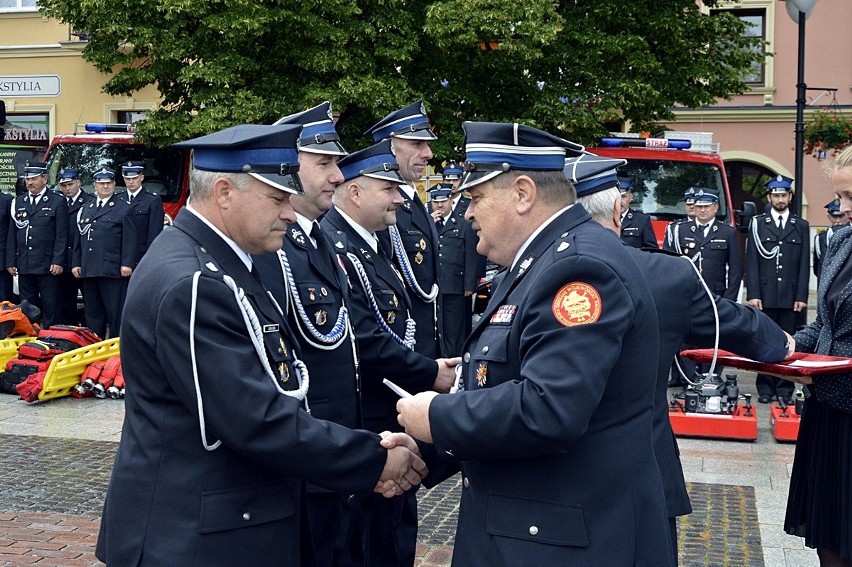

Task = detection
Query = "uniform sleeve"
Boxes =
[51,198,69,266]
[745,219,760,300]
[723,230,743,300]
[154,274,387,492]
[463,224,484,292]
[795,220,810,303]
[344,255,438,394]
[147,196,165,248]
[681,254,787,362]
[5,202,15,269]
[122,213,139,268]
[429,254,635,460]
[642,217,658,249]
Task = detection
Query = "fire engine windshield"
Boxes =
[619,160,728,221]
[44,142,185,204]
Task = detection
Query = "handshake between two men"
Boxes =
[372,357,462,498]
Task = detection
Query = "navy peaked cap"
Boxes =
[693,187,719,204]
[766,174,793,193]
[441,161,464,180]
[93,167,116,181]
[23,161,48,178]
[57,168,81,183]
[174,124,304,195]
[563,154,627,197]
[826,199,843,215]
[338,139,405,184]
[364,99,437,142]
[458,121,585,191]
[273,101,347,156]
[430,186,452,201]
[121,160,145,178]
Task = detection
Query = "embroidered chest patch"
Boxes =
[552,282,602,327]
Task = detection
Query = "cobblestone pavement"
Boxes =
[0,368,820,566]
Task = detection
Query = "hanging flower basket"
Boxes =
[804,108,852,158]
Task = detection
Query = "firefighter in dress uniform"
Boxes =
[662,187,743,385]
[570,152,792,565]
[71,167,137,338]
[745,175,810,404]
[396,121,674,567]
[431,184,483,356]
[6,161,69,327]
[618,175,658,248]
[56,167,94,324]
[365,100,443,361]
[120,160,165,262]
[252,103,458,566]
[96,123,426,566]
[813,198,849,284]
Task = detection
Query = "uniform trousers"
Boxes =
[441,293,472,357]
[366,488,418,567]
[18,273,60,328]
[57,272,85,325]
[81,277,127,338]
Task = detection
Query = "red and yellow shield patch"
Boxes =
[552,282,602,327]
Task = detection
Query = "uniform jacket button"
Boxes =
[529,526,539,536]
[242,512,251,521]
[463,352,470,363]
[462,477,470,488]
[482,346,489,354]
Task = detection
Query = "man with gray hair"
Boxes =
[96,124,426,566]
[571,152,792,565]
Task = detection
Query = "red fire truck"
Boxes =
[42,123,190,223]
[590,132,755,245]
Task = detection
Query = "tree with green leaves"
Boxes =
[39,0,763,161]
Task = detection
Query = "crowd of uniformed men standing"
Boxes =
[1,159,164,339]
[4,99,833,565]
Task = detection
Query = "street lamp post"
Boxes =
[785,0,819,218]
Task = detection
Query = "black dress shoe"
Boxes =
[758,395,771,404]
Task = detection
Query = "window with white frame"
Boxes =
[0,0,38,12]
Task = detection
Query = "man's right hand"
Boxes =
[6,267,16,276]
[374,442,428,498]
[748,298,763,310]
[433,357,461,393]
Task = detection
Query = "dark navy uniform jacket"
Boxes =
[72,196,137,278]
[124,188,164,263]
[428,205,673,566]
[6,190,68,273]
[628,247,788,519]
[255,218,438,435]
[0,193,12,270]
[813,228,831,280]
[96,209,387,567]
[322,207,436,434]
[379,186,442,358]
[745,213,810,308]
[620,207,658,248]
[62,191,94,271]
[665,219,743,300]
[437,212,482,295]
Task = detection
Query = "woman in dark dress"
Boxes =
[784,144,852,567]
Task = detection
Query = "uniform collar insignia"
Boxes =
[290,227,306,246]
[359,247,372,259]
[517,256,534,275]
[401,200,412,212]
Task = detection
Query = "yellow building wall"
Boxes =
[0,12,162,137]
